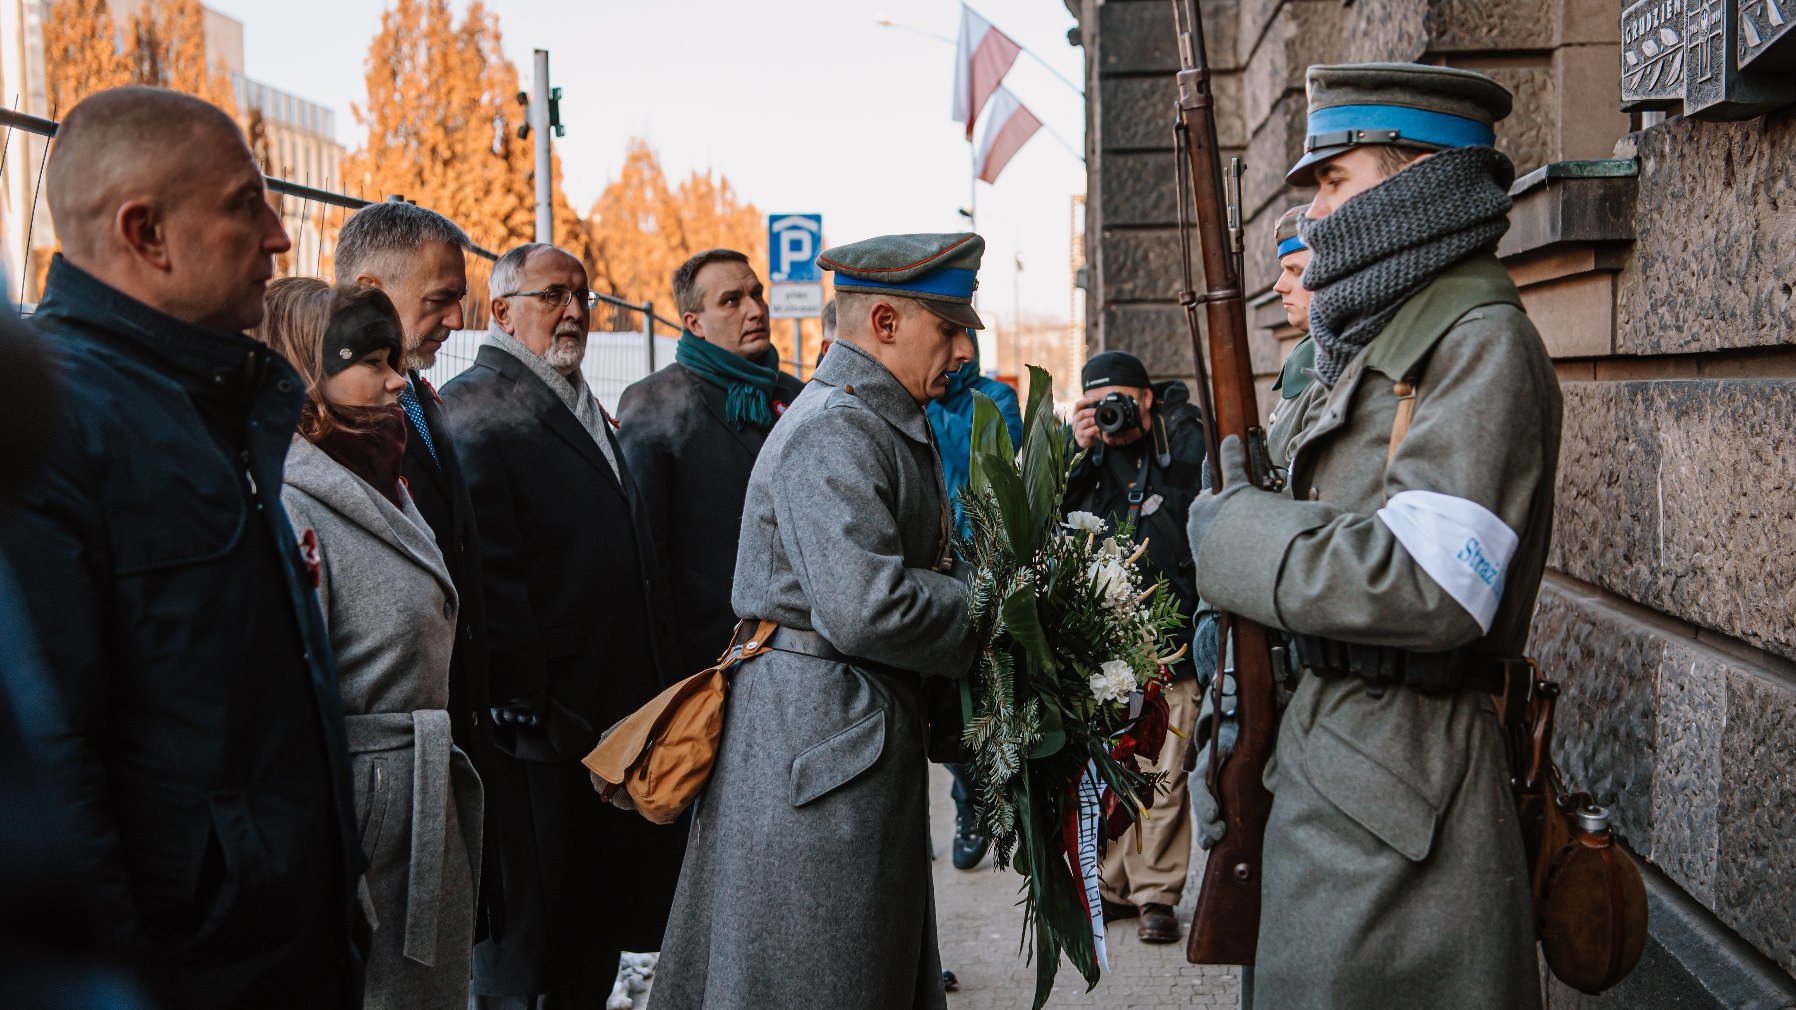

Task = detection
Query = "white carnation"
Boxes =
[1086,556,1135,609]
[1064,511,1106,534]
[1089,659,1136,704]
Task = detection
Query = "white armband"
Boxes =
[1375,489,1518,633]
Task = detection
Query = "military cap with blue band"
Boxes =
[1287,62,1513,186]
[818,232,986,330]
[1274,205,1310,258]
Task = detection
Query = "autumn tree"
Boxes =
[343,0,592,303]
[586,139,769,323]
[43,0,132,116]
[126,0,237,112]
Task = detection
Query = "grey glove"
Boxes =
[1188,668,1238,850]
[1186,434,1251,567]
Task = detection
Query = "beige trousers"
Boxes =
[1099,673,1199,908]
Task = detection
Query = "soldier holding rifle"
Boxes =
[1184,63,1558,1009]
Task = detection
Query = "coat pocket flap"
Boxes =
[1305,723,1440,862]
[790,710,886,808]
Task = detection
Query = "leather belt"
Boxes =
[1290,633,1511,697]
[765,626,910,679]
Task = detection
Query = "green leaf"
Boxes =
[1020,364,1053,448]
[1001,586,1054,674]
[1029,702,1066,758]
[982,451,1034,557]
[968,390,1015,497]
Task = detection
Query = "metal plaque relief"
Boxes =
[1739,0,1796,70]
[1622,0,1796,116]
[1623,0,1687,108]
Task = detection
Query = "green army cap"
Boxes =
[1288,62,1513,186]
[817,232,986,330]
[1274,204,1309,258]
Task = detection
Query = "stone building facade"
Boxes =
[1072,0,1796,1005]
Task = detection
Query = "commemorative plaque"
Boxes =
[1682,0,1794,117]
[1622,0,1687,109]
[1739,0,1796,70]
[1623,0,1796,116]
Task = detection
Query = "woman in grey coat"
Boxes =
[259,280,483,1009]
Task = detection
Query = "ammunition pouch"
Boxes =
[1290,633,1509,697]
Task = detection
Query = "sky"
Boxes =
[209,0,1088,347]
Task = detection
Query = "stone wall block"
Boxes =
[1716,669,1796,976]
[1100,77,1179,152]
[1617,116,1796,355]
[1099,151,1182,227]
[1238,8,1342,141]
[1099,304,1197,378]
[1096,0,1181,76]
[1529,584,1660,844]
[1340,0,1428,60]
[1099,229,1189,302]
[1424,0,1555,51]
[1474,61,1557,177]
[1651,645,1726,907]
[1239,94,1309,232]
[1551,381,1796,663]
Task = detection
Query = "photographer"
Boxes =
[1064,350,1206,944]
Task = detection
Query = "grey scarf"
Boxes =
[484,328,620,477]
[1299,145,1515,386]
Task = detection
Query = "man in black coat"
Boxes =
[0,88,363,1007]
[617,248,803,675]
[444,243,682,1009]
[334,199,504,938]
[1064,349,1210,945]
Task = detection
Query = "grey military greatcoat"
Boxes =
[1193,254,1557,1010]
[651,339,979,1010]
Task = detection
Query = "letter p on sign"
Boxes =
[768,214,823,284]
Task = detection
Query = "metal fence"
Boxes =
[1,105,679,407]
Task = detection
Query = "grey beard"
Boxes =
[1298,146,1515,386]
[543,335,585,373]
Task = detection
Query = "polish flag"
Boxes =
[974,87,1042,184]
[953,4,1022,140]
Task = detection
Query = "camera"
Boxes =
[1092,392,1141,435]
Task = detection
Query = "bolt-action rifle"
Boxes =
[1170,0,1284,968]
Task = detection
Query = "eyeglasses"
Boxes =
[499,286,600,311]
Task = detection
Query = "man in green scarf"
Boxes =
[617,249,805,677]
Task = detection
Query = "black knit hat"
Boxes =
[1082,350,1151,392]
[322,299,403,377]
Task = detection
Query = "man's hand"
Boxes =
[1071,396,1102,450]
[1186,434,1252,563]
[490,695,546,729]
[1071,395,1148,450]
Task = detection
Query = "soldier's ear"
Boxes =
[870,301,900,344]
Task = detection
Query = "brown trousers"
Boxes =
[1099,673,1199,908]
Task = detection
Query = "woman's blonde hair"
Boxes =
[255,278,405,441]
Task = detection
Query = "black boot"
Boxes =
[948,763,990,870]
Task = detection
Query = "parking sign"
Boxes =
[768,214,823,284]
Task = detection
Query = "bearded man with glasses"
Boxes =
[442,243,684,1010]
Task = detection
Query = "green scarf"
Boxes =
[675,330,782,431]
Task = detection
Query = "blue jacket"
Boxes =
[0,257,364,1007]
[926,354,1023,539]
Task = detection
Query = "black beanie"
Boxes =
[322,300,403,377]
[1081,350,1151,392]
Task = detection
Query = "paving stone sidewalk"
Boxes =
[930,764,1242,1009]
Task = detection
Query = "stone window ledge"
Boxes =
[1498,159,1640,360]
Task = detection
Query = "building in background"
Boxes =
[1073,0,1796,1006]
[0,0,343,302]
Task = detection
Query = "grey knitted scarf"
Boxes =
[1299,145,1515,386]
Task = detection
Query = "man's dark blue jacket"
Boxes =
[0,257,364,1007]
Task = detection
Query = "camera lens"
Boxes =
[1095,404,1122,431]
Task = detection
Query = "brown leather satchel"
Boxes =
[582,619,777,825]
[1505,664,1649,994]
